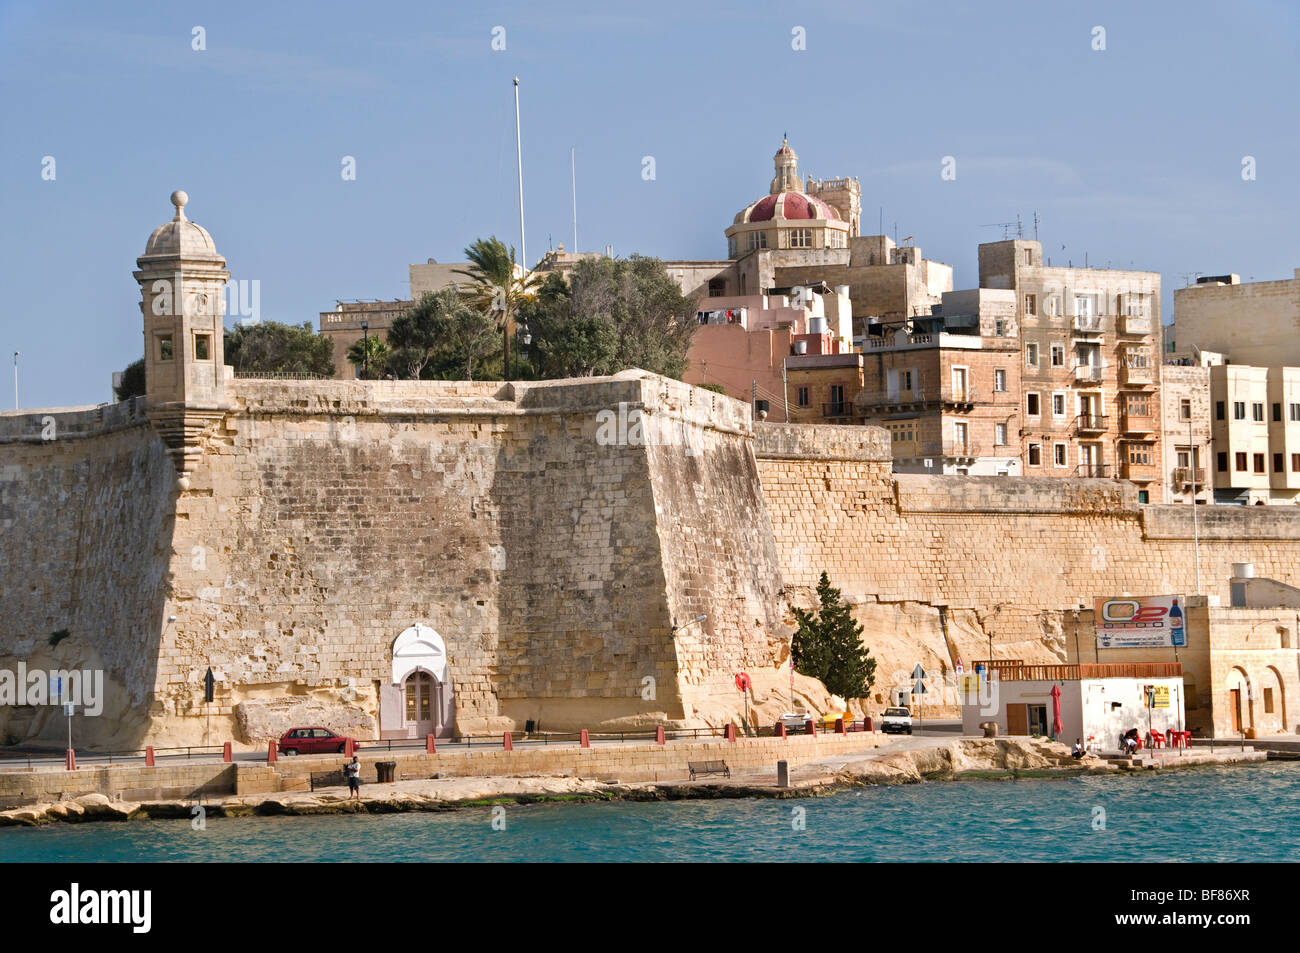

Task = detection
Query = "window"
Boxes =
[900,370,913,391]
[755,399,770,416]
[1026,392,1040,416]
[1293,453,1300,472]
[1024,249,1032,266]
[708,279,726,297]
[1052,393,1066,417]
[1218,452,1228,473]
[1054,443,1067,467]
[1273,403,1282,422]
[995,423,1008,446]
[1216,401,1225,421]
[797,387,809,407]
[1253,402,1264,422]
[994,369,1007,392]
[1235,452,1248,472]
[747,231,768,251]
[828,386,844,413]
[1025,294,1037,316]
[1050,344,1065,367]
[887,420,917,445]
[1291,403,1300,422]
[1177,450,1190,468]
[1126,443,1153,467]
[953,421,969,449]
[994,319,1005,337]
[1028,443,1042,466]
[1234,402,1246,420]
[1126,395,1150,417]
[1274,453,1284,473]
[1074,295,1094,318]
[1254,453,1266,474]
[1138,490,1149,504]
[1180,399,1191,421]
[728,237,737,257]
[158,334,173,362]
[789,228,812,248]
[1026,343,1039,368]
[194,334,211,361]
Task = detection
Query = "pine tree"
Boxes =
[791,572,876,699]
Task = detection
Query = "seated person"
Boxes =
[1122,727,1140,753]
[1071,739,1085,759]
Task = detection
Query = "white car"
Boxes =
[879,707,913,735]
[780,711,811,732]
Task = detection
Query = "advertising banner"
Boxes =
[1094,596,1186,648]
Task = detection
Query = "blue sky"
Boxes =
[1,0,1297,410]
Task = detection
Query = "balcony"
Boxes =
[1172,467,1206,487]
[979,660,1182,682]
[1119,363,1154,387]
[1074,413,1108,433]
[1073,364,1105,383]
[1122,461,1159,482]
[821,401,852,420]
[1118,314,1152,336]
[1071,315,1104,337]
[1075,463,1111,478]
[1120,411,1157,433]
[898,440,981,460]
[854,387,982,413]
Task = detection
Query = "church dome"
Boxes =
[141,190,222,260]
[734,191,840,225]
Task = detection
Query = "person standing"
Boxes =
[344,755,361,800]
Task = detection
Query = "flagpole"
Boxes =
[514,77,526,270]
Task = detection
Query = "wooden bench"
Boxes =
[688,760,730,780]
[309,770,346,791]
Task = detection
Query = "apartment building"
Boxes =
[979,239,1164,501]
[1160,363,1213,505]
[1169,269,1300,367]
[1209,364,1300,504]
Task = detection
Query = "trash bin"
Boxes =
[375,761,397,783]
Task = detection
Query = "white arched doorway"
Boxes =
[382,624,455,739]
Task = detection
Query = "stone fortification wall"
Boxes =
[755,422,1300,708]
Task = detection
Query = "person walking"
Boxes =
[344,755,361,800]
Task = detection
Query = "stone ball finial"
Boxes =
[170,190,189,221]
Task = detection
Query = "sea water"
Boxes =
[1,764,1296,863]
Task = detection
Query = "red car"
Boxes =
[278,727,362,756]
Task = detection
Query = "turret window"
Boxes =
[789,229,812,248]
[158,335,174,362]
[194,334,211,361]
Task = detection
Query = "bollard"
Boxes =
[580,729,590,748]
[503,731,513,751]
[835,717,846,735]
[144,745,155,767]
[65,748,76,771]
[864,715,874,733]
[776,760,789,788]
[656,725,666,745]
[267,740,277,763]
[222,742,233,763]
[805,719,817,737]
[725,723,737,743]
[775,721,787,739]
[426,734,436,754]
[344,737,355,757]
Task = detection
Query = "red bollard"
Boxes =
[656,725,666,745]
[144,745,155,767]
[222,742,233,763]
[65,748,76,771]
[725,723,737,742]
[580,729,590,748]
[835,717,847,735]
[267,740,277,763]
[805,719,817,737]
[344,737,355,757]
[775,722,787,739]
[426,734,436,754]
[503,731,513,751]
[864,715,874,733]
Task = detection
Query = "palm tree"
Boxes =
[453,237,539,379]
[346,336,390,379]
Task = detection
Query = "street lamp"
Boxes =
[671,614,707,634]
[360,322,369,380]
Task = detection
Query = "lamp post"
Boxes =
[360,322,369,380]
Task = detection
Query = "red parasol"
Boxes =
[1050,683,1064,738]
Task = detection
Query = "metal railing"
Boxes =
[1172,466,1206,486]
[855,387,981,409]
[1075,463,1111,477]
[976,660,1182,681]
[233,370,332,380]
[1074,413,1107,431]
[1073,364,1105,382]
[1071,315,1104,334]
[821,401,851,418]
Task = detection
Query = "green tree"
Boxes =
[790,572,876,699]
[114,357,146,400]
[346,335,390,379]
[387,289,500,380]
[453,237,540,378]
[525,255,696,379]
[225,321,334,377]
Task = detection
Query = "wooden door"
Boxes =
[1230,689,1242,733]
[1007,704,1028,735]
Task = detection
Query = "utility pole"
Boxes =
[1190,415,1201,594]
[511,76,526,382]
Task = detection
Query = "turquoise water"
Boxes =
[1,764,1296,862]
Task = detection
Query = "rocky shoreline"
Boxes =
[0,738,1272,828]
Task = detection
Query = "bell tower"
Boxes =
[769,136,803,194]
[134,191,232,482]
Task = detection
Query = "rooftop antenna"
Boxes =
[980,221,1022,240]
[1179,272,1203,287]
[1033,210,1040,242]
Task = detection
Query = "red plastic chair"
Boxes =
[1149,730,1166,749]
